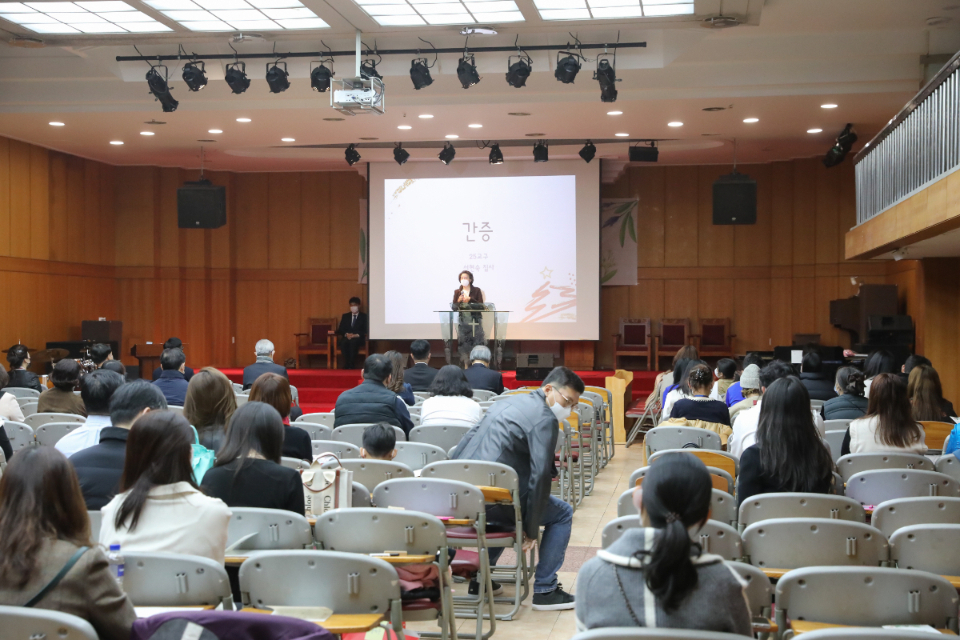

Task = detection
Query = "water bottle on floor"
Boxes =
[107,544,124,588]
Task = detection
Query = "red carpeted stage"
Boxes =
[221,368,659,414]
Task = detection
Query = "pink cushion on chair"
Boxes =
[446,527,515,540]
[402,599,442,611]
[451,549,480,576]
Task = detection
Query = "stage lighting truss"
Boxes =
[224,61,250,95]
[310,60,334,93]
[457,53,480,89]
[394,143,410,165]
[579,141,597,163]
[181,60,207,92]
[265,61,290,93]
[488,143,504,164]
[145,65,178,113]
[594,56,619,103]
[505,53,532,88]
[533,140,548,162]
[555,51,582,84]
[438,141,456,164]
[345,143,362,166]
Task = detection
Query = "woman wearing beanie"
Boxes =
[728,364,762,425]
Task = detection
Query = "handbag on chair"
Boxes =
[301,453,353,515]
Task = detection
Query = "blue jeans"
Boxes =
[487,495,573,594]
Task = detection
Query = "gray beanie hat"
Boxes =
[739,364,761,390]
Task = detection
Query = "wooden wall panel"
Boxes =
[29,145,49,261]
[0,137,9,257]
[633,167,665,268]
[697,165,734,267]
[9,140,31,259]
[65,154,86,265]
[268,173,302,270]
[663,167,699,268]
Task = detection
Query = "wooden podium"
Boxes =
[131,343,187,379]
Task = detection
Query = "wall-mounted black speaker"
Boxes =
[628,145,659,162]
[712,171,757,225]
[178,180,226,229]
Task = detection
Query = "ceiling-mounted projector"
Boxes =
[331,76,385,116]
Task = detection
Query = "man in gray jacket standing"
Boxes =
[452,366,583,610]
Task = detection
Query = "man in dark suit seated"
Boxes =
[798,351,837,401]
[242,339,289,390]
[405,339,439,392]
[463,345,505,395]
[5,344,42,392]
[152,348,190,407]
[151,337,195,381]
[337,297,368,370]
[334,354,414,436]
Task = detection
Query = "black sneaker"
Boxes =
[531,586,575,611]
[468,579,503,596]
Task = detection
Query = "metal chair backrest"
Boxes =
[810,399,825,410]
[408,424,472,452]
[311,439,361,460]
[889,523,960,576]
[20,401,38,417]
[353,482,372,507]
[601,515,640,549]
[617,487,735,528]
[3,421,34,452]
[572,628,747,640]
[294,422,333,441]
[471,389,496,402]
[871,496,960,539]
[88,510,102,541]
[837,452,935,481]
[794,630,955,640]
[321,459,414,493]
[742,518,888,569]
[124,551,233,609]
[393,441,448,471]
[936,454,960,482]
[167,405,185,416]
[316,507,446,556]
[824,419,853,431]
[846,469,960,505]
[738,493,867,532]
[372,477,485,520]
[823,430,846,463]
[239,550,400,613]
[226,507,313,551]
[298,412,336,428]
[280,457,310,470]
[645,426,723,456]
[35,422,85,447]
[0,606,97,640]
[726,561,774,618]
[333,424,405,447]
[24,412,85,430]
[5,387,41,400]
[235,394,249,407]
[693,520,742,560]
[422,460,520,494]
[649,448,739,478]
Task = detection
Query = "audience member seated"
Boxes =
[38,358,86,416]
[200,402,305,515]
[841,373,925,456]
[729,361,826,458]
[737,377,835,507]
[184,367,237,453]
[151,338,194,382]
[242,339,288,391]
[0,447,136,640]
[384,350,416,406]
[863,349,897,398]
[454,366,583,610]
[645,345,698,414]
[248,372,311,461]
[821,367,868,420]
[90,343,114,369]
[56,370,125,459]
[725,352,764,407]
[337,296,368,370]
[663,359,707,419]
[334,354,414,436]
[463,345,505,395]
[152,348,189,407]
[0,368,26,425]
[100,360,127,378]
[70,381,168,511]
[709,358,736,402]
[798,351,837,401]
[405,339,439,392]
[99,411,231,564]
[6,344,42,392]
[728,364,761,425]
[360,423,398,460]
[908,365,957,423]
[420,365,483,428]
[659,356,691,411]
[900,354,931,385]
[575,452,750,634]
[670,364,731,425]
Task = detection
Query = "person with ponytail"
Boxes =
[575,452,750,634]
[669,364,732,427]
[662,359,707,420]
[821,367,868,420]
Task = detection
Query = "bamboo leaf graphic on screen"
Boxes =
[615,202,634,215]
[619,215,628,247]
[600,269,618,284]
[602,216,620,229]
[626,212,636,242]
[360,229,367,264]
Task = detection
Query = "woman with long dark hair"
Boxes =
[420,364,482,428]
[384,350,416,406]
[821,367,868,420]
[863,349,897,398]
[184,367,238,453]
[200,402,304,515]
[99,411,230,563]
[575,452,750,634]
[908,365,954,423]
[0,447,136,640]
[843,373,925,456]
[249,372,312,461]
[738,377,835,507]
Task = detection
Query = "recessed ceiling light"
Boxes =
[208,129,223,134]
[281,137,295,142]
[668,121,683,127]
[445,134,459,139]
[140,131,155,136]
[468,124,482,128]
[743,117,759,123]
[821,104,838,109]
[807,128,823,134]
[49,121,65,126]
[236,117,252,122]
[607,111,622,116]
[418,114,434,119]
[398,125,412,130]
[109,140,123,145]
[614,133,629,137]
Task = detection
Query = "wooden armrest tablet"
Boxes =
[760,568,788,579]
[480,486,512,502]
[791,621,955,635]
[241,609,385,634]
[373,554,435,564]
[443,518,475,526]
[751,617,777,633]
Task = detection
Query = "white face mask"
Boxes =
[350,306,359,313]
[547,388,573,421]
[461,279,470,287]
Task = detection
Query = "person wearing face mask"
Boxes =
[337,296,369,370]
[452,366,584,611]
[453,270,484,306]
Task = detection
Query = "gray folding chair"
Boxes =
[571,625,750,640]
[297,412,336,428]
[823,419,852,432]
[837,452,934,481]
[312,439,361,460]
[471,389,496,402]
[726,561,775,633]
[3,421,34,453]
[0,606,97,640]
[648,448,739,478]
[352,481,372,507]
[167,405,185,416]
[694,520,742,560]
[742,518,887,575]
[823,430,846,464]
[738,493,867,533]
[238,550,403,636]
[35,422,85,447]
[616,488,736,527]
[936,454,960,482]
[280,457,310,470]
[124,551,234,610]
[810,399,825,410]
[774,566,959,637]
[235,394,249,407]
[226,507,313,552]
[644,426,723,459]
[394,441,448,471]
[322,458,414,493]
[315,508,456,640]
[294,422,333,441]
[889,523,960,575]
[88,510,102,541]
[19,401,38,418]
[629,465,735,495]
[602,515,640,549]
[16,395,36,409]
[846,469,960,505]
[333,424,405,447]
[5,387,40,400]
[871,496,960,539]
[24,412,85,430]
[409,424,473,452]
[413,392,432,400]
[796,630,954,640]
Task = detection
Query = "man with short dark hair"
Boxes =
[405,340,439,392]
[242,339,288,390]
[152,337,195,381]
[360,423,398,460]
[90,343,114,368]
[798,352,837,401]
[70,381,167,509]
[334,354,413,434]
[337,297,368,369]
[463,345,504,394]
[55,369,125,458]
[153,348,189,406]
[453,366,584,610]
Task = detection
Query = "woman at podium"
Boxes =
[453,270,484,305]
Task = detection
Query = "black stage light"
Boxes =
[533,140,548,162]
[265,61,289,93]
[410,58,433,90]
[823,123,858,168]
[360,59,382,80]
[345,144,361,166]
[505,54,532,88]
[181,61,207,92]
[594,57,619,103]
[629,143,659,162]
[394,143,410,165]
[145,66,178,113]
[457,54,480,89]
[555,52,580,84]
[438,142,456,165]
[310,62,333,92]
[224,62,250,94]
[579,141,596,163]
[488,143,504,164]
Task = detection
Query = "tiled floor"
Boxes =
[408,444,645,640]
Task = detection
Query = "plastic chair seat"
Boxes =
[445,527,514,540]
[402,599,442,611]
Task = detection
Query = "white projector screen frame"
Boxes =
[368,159,600,341]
